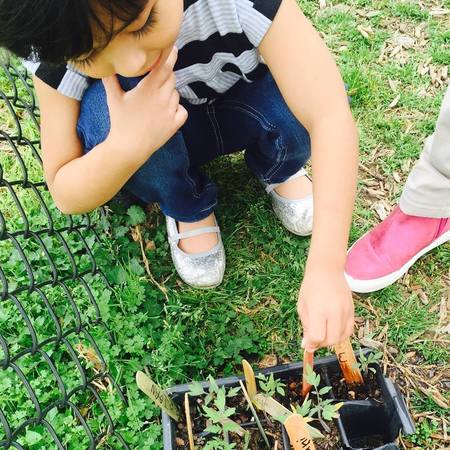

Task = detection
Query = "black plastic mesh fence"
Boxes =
[0,61,130,449]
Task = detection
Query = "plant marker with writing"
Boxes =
[334,339,364,385]
[184,393,195,450]
[285,414,317,450]
[136,371,180,421]
[252,394,292,423]
[302,350,315,397]
[251,395,319,446]
[242,360,316,448]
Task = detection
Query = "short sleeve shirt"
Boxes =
[24,0,282,104]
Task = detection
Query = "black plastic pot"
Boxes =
[162,352,415,449]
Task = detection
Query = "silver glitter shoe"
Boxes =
[166,215,225,289]
[265,168,314,236]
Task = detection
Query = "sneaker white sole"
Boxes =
[345,229,450,293]
[182,280,223,290]
[282,222,313,237]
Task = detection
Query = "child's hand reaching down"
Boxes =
[103,47,187,166]
[298,268,354,352]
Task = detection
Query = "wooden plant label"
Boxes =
[334,339,364,385]
[284,414,316,450]
[219,418,246,437]
[252,390,316,448]
[184,394,195,450]
[136,371,180,421]
[302,350,315,397]
[252,393,291,424]
[242,359,257,399]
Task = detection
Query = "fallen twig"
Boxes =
[135,225,169,302]
[302,350,314,397]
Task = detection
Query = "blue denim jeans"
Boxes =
[77,69,311,222]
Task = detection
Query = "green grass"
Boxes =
[1,1,449,449]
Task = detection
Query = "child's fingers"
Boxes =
[326,311,354,348]
[161,72,177,95]
[344,320,354,342]
[164,46,178,71]
[303,341,319,353]
[302,317,326,352]
[301,337,317,353]
[168,89,180,112]
[155,48,178,86]
[103,75,123,103]
[324,319,342,348]
[141,47,178,88]
[174,104,188,129]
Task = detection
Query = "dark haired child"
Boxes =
[0,0,359,351]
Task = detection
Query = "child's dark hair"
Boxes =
[0,0,148,65]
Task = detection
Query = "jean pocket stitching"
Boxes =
[216,101,278,132]
[210,105,224,155]
[265,134,288,181]
[184,168,201,199]
[180,140,202,199]
[206,104,224,155]
[218,101,291,180]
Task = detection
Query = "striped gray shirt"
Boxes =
[24,0,282,104]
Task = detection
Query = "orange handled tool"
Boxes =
[301,349,315,397]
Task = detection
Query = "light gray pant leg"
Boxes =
[400,85,450,218]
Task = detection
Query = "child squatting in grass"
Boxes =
[0,0,359,352]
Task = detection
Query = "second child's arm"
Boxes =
[36,79,140,214]
[36,48,186,214]
[260,0,359,350]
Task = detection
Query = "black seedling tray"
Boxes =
[162,352,415,450]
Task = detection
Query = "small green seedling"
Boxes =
[353,349,383,377]
[203,437,236,450]
[188,376,240,406]
[188,377,244,450]
[300,366,343,433]
[256,373,286,397]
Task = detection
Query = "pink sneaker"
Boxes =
[345,207,450,293]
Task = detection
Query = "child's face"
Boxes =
[72,0,183,78]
